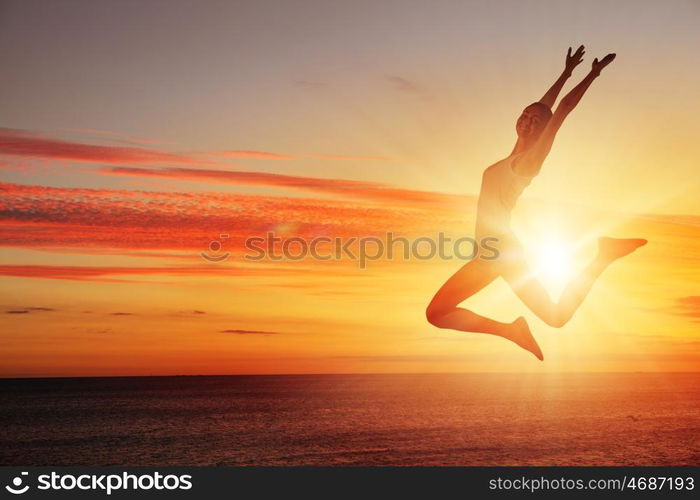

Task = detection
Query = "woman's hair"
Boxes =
[528,101,553,120]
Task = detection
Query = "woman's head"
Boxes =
[516,102,552,140]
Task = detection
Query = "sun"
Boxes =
[530,237,574,292]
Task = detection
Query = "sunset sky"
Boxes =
[1,0,698,377]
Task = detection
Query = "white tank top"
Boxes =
[475,153,533,239]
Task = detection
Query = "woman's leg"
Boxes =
[501,237,647,327]
[426,257,544,360]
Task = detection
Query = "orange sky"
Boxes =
[0,0,698,376]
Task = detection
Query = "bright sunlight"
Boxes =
[530,237,575,292]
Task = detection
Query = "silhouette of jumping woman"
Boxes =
[426,46,646,360]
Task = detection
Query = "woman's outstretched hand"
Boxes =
[565,45,585,75]
[591,53,616,76]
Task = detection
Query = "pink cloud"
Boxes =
[0,129,206,166]
[0,181,471,254]
[99,166,465,208]
[218,150,294,160]
[310,154,400,162]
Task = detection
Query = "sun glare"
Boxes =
[531,238,574,291]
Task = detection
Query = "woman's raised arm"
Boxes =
[514,53,616,177]
[539,45,585,108]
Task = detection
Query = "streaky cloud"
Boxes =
[220,329,282,335]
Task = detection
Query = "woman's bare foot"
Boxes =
[598,237,647,262]
[508,316,543,361]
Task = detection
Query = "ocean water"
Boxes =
[0,373,698,466]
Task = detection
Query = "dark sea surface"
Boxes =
[0,373,698,466]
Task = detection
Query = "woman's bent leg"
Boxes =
[426,257,543,360]
[426,258,501,331]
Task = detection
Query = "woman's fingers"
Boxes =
[569,45,585,64]
[601,53,616,66]
[592,53,616,74]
